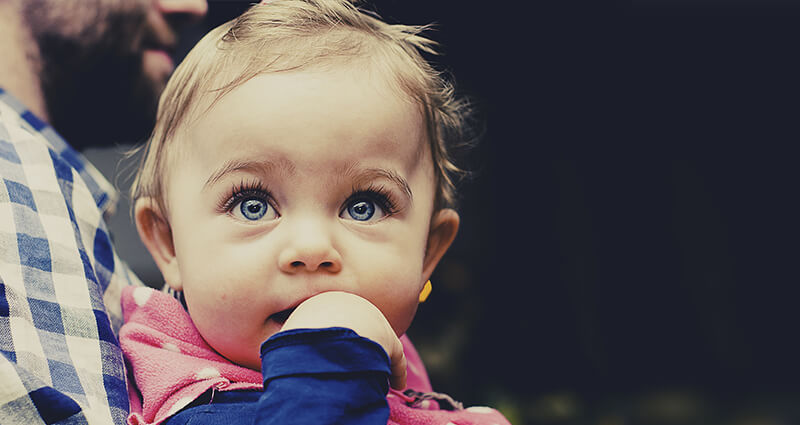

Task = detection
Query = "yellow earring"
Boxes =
[419,280,432,303]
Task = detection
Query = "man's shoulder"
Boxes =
[0,89,137,424]
[0,89,74,176]
[0,89,118,215]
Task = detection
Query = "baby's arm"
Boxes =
[243,292,406,425]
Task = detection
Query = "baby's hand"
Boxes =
[281,291,407,390]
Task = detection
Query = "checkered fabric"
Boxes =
[0,88,142,424]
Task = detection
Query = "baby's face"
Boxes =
[163,67,439,370]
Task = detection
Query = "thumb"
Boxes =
[388,337,407,390]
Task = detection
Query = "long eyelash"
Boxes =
[347,183,400,215]
[217,179,272,213]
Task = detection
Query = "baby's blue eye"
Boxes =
[346,200,376,221]
[239,198,269,221]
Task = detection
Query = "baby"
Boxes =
[121,1,510,424]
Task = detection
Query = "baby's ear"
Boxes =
[422,208,460,281]
[134,198,182,291]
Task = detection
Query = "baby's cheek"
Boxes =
[377,287,420,336]
[391,301,419,337]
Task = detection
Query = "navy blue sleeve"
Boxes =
[255,327,391,425]
[165,327,392,425]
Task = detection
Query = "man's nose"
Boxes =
[156,0,208,26]
[278,221,342,274]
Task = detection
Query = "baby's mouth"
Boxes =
[269,307,297,325]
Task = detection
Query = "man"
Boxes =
[0,0,207,423]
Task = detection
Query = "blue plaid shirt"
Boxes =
[0,88,142,424]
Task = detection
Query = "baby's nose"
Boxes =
[284,256,341,273]
[277,224,342,274]
[279,248,342,273]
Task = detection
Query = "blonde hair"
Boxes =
[131,0,473,215]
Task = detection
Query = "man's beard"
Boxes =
[25,0,161,150]
[40,46,161,150]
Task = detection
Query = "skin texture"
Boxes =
[135,66,459,389]
[18,0,207,148]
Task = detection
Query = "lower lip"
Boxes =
[266,317,286,336]
[270,312,289,325]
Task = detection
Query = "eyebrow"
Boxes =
[203,158,412,200]
[203,158,295,190]
[345,165,413,201]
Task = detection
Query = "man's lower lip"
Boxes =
[144,49,174,67]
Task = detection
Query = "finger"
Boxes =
[389,341,407,390]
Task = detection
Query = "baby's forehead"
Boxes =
[173,66,431,173]
[188,61,426,129]
[184,56,413,124]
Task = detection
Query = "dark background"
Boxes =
[101,1,800,424]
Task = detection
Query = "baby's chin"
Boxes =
[212,321,285,372]
[220,342,270,372]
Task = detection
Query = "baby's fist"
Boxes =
[282,291,407,389]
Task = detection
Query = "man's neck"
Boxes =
[0,2,49,121]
